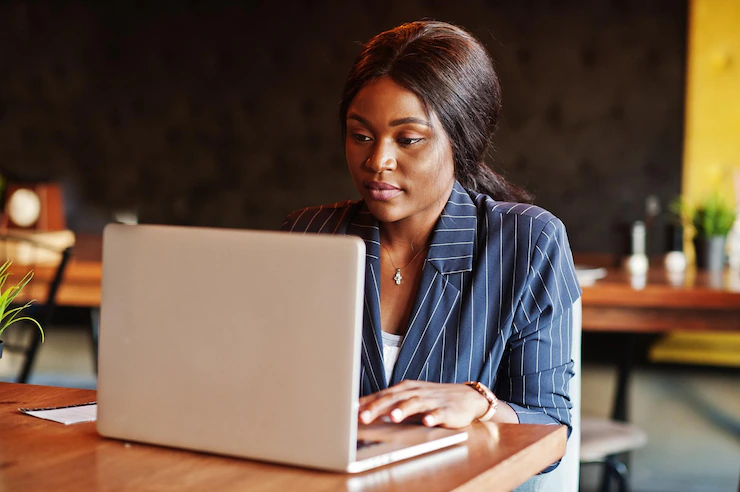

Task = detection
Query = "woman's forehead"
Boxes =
[347,76,434,125]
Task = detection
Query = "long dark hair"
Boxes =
[340,20,532,203]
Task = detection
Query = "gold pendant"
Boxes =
[393,269,403,285]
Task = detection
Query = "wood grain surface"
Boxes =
[581,267,740,333]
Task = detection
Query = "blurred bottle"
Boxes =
[644,195,663,256]
[626,221,649,276]
[664,223,687,273]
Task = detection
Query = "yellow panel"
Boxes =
[677,0,740,362]
[683,0,740,204]
[650,332,740,367]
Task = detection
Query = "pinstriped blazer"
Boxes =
[282,181,581,430]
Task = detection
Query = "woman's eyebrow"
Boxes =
[347,113,430,128]
[347,113,369,126]
[389,117,430,127]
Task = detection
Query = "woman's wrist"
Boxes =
[464,381,499,422]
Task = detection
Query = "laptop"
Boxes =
[96,223,467,473]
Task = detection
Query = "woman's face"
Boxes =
[345,76,455,228]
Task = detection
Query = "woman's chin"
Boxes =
[364,200,406,224]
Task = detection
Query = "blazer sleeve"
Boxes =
[494,216,581,430]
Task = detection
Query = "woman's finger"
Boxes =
[388,395,439,423]
[422,407,468,429]
[358,380,425,406]
[422,407,448,427]
[359,389,419,423]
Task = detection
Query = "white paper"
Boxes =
[20,402,97,425]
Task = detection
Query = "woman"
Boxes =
[282,19,580,464]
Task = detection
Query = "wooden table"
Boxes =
[0,383,567,492]
[581,266,740,334]
[580,265,740,421]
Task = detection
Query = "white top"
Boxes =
[381,331,403,385]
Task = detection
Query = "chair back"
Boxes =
[0,233,74,383]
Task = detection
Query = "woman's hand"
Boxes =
[358,380,492,429]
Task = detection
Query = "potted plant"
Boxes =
[0,261,43,359]
[688,194,736,271]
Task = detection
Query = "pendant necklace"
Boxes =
[382,243,427,286]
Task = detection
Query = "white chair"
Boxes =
[547,298,647,492]
[580,416,647,492]
[544,298,582,491]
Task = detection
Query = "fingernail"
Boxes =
[360,411,371,423]
[423,415,435,426]
[391,409,403,422]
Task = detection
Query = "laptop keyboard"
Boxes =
[357,439,381,450]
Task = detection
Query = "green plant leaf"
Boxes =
[0,262,44,341]
[1,300,36,329]
[0,286,18,320]
[2,317,44,343]
[5,271,34,306]
[0,260,10,278]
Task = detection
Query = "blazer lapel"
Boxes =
[347,205,386,393]
[391,182,478,385]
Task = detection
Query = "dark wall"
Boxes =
[0,0,686,253]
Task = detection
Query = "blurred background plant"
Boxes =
[672,194,736,238]
[692,193,736,238]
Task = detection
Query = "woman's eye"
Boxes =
[398,137,423,146]
[352,133,371,143]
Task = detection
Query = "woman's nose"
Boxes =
[365,142,397,173]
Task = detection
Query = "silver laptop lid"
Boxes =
[97,223,365,470]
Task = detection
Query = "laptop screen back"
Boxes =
[97,224,365,470]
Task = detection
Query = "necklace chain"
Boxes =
[381,243,427,286]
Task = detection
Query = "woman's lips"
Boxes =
[365,181,402,201]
